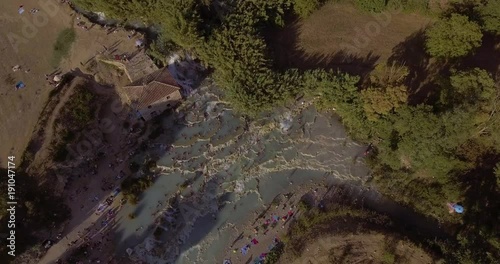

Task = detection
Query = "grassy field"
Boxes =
[51,28,77,68]
[266,2,433,76]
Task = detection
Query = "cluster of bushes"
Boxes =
[265,241,285,264]
[51,83,95,162]
[121,175,154,204]
[65,85,95,128]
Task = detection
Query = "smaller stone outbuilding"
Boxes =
[122,67,182,121]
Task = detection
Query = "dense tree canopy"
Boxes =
[361,63,409,120]
[425,14,483,58]
[448,68,496,105]
[476,0,500,35]
[361,85,408,120]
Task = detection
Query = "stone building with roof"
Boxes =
[122,67,182,121]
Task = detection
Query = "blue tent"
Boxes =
[453,204,464,214]
[15,81,25,90]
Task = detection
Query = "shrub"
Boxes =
[64,85,95,129]
[121,176,154,204]
[293,0,320,18]
[355,0,387,13]
[381,251,396,264]
[298,199,312,211]
[265,242,284,264]
[387,0,429,13]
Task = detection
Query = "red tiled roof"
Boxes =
[124,67,181,109]
[128,67,178,87]
[124,67,180,109]
[133,81,179,109]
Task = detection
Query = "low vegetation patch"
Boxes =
[51,28,76,68]
[50,83,95,162]
[265,241,284,264]
[65,85,95,128]
[121,176,154,204]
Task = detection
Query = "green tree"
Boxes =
[361,85,408,120]
[425,14,483,58]
[476,0,500,35]
[441,68,496,106]
[293,0,320,18]
[361,63,409,120]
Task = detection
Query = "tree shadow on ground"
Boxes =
[456,152,500,260]
[388,30,500,106]
[459,33,500,77]
[264,18,379,80]
[387,29,449,105]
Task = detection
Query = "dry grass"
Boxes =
[267,2,434,75]
[282,232,434,264]
[298,2,434,61]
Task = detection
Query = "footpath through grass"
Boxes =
[51,28,76,68]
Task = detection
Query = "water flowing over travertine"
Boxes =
[114,84,370,263]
